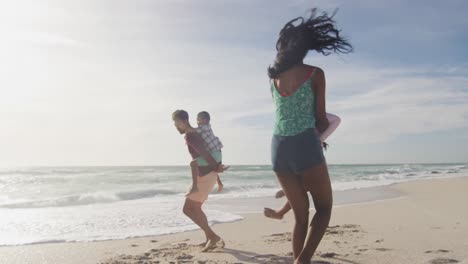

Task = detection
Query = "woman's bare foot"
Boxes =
[264,208,284,220]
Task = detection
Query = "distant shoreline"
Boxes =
[1,162,466,167]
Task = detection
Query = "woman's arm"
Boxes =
[319,113,341,142]
[313,68,329,134]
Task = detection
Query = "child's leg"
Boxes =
[216,155,225,193]
[216,175,224,193]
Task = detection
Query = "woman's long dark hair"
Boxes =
[268,8,353,79]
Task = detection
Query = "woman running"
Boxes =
[268,8,352,263]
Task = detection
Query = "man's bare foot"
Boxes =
[217,183,224,193]
[201,236,225,252]
[264,208,284,220]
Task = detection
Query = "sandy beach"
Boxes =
[1,176,467,264]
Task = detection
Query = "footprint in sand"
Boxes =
[265,232,292,243]
[104,242,205,264]
[249,254,292,264]
[429,258,459,264]
[320,252,338,258]
[325,224,364,236]
[176,253,194,260]
[375,248,392,251]
[425,249,451,253]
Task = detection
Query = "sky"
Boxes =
[0,0,467,166]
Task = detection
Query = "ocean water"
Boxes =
[0,163,466,246]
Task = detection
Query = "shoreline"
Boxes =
[206,182,404,215]
[3,174,467,248]
[1,176,467,264]
[0,178,406,248]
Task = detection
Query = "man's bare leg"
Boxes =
[183,198,224,251]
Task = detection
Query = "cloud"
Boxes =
[329,67,468,144]
[230,59,468,146]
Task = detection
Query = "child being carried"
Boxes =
[187,111,227,196]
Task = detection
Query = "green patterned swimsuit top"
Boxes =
[271,68,317,136]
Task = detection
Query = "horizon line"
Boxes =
[0,162,466,168]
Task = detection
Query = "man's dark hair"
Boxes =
[172,110,189,121]
[197,111,210,121]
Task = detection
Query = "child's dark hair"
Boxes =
[268,8,353,79]
[172,110,189,121]
[197,111,210,121]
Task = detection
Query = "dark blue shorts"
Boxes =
[271,128,325,174]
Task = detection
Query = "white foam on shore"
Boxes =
[0,196,243,246]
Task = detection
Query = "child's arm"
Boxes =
[319,113,341,143]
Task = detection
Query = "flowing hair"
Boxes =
[268,8,353,79]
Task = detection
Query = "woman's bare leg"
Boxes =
[275,172,310,259]
[297,162,333,263]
